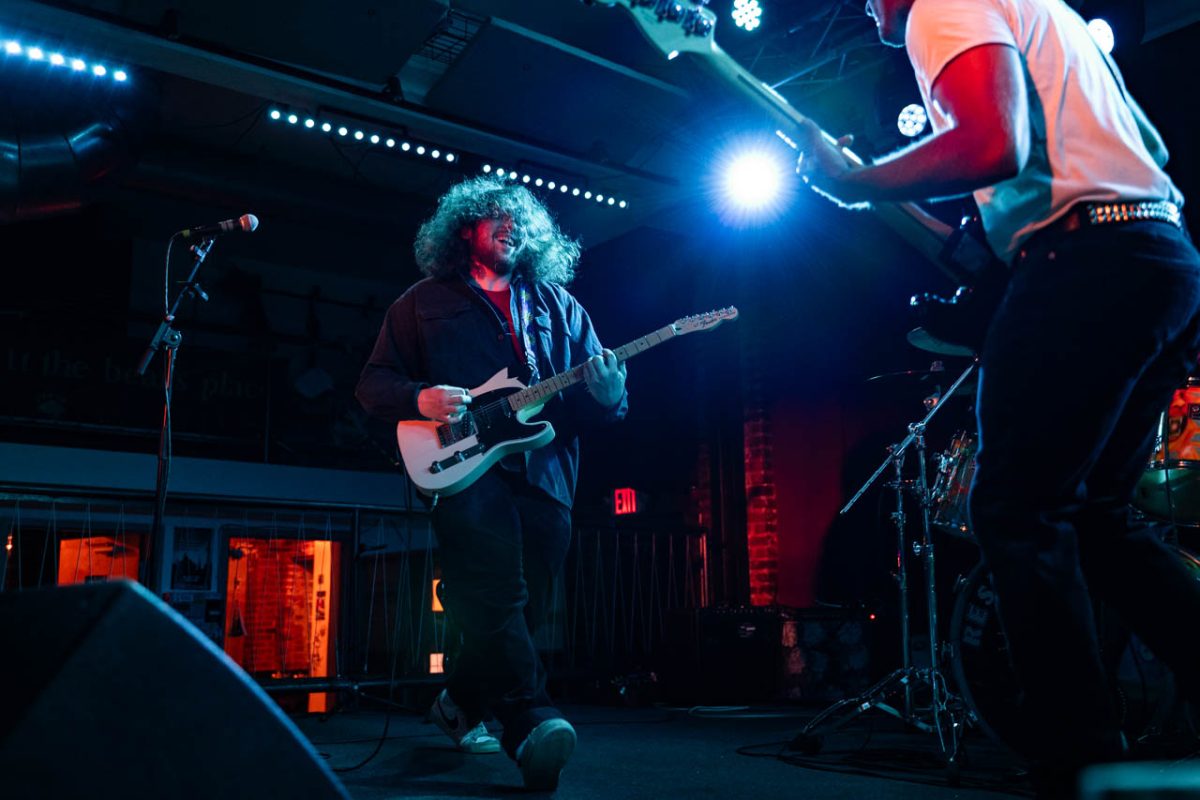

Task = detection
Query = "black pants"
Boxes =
[432,468,571,758]
[968,219,1200,766]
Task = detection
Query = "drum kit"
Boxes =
[795,346,1200,767]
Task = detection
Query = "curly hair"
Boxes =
[413,176,581,285]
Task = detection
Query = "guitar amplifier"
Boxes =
[659,606,870,705]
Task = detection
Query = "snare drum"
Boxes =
[932,431,977,538]
[1133,378,1200,524]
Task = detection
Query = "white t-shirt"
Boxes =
[905,0,1183,262]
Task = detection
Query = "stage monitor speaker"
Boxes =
[0,580,350,800]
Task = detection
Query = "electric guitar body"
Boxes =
[396,308,739,498]
[396,368,555,498]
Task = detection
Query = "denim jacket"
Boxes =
[356,275,628,508]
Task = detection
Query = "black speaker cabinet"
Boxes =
[661,606,784,704]
[660,606,871,705]
[0,580,349,800]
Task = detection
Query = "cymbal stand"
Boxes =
[791,362,977,769]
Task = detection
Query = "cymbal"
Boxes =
[907,327,976,358]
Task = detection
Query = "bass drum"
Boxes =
[948,547,1200,751]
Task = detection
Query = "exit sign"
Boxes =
[613,487,639,516]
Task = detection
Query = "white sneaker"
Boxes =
[429,689,501,754]
[516,718,576,791]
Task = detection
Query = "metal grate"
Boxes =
[414,9,487,66]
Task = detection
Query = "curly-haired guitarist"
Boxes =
[357,176,627,791]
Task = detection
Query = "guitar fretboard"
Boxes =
[507,324,677,412]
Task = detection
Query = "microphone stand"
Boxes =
[137,236,215,591]
[790,361,977,776]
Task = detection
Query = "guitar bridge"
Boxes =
[429,442,487,474]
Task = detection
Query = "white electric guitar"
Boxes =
[396,307,738,498]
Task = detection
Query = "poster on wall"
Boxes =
[170,526,215,592]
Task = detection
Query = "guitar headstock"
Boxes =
[588,0,720,60]
[672,306,739,335]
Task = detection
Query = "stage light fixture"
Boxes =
[897,103,928,137]
[732,0,763,31]
[1088,18,1115,54]
[722,150,785,211]
[1,35,133,84]
[267,107,461,168]
[470,162,627,209]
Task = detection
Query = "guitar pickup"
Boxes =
[436,414,477,447]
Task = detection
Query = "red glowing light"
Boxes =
[869,613,877,621]
[613,487,638,516]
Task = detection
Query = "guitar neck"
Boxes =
[683,45,959,277]
[507,324,676,412]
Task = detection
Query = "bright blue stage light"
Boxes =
[897,103,928,137]
[3,41,20,56]
[732,0,763,31]
[1088,18,1115,54]
[113,70,127,82]
[722,151,785,211]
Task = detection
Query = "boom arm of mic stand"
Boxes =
[136,237,215,375]
[839,362,977,515]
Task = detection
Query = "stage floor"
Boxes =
[294,702,1030,799]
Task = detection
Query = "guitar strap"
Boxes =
[515,280,540,384]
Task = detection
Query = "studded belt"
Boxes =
[1056,199,1182,235]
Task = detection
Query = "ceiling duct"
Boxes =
[0,58,155,222]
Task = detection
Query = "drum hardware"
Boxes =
[1134,379,1200,528]
[791,362,977,771]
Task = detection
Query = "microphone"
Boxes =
[178,214,259,239]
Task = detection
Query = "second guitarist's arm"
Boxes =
[799,43,1029,206]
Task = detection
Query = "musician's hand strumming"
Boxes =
[418,385,473,423]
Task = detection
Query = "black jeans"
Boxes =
[432,468,571,758]
[968,219,1200,766]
